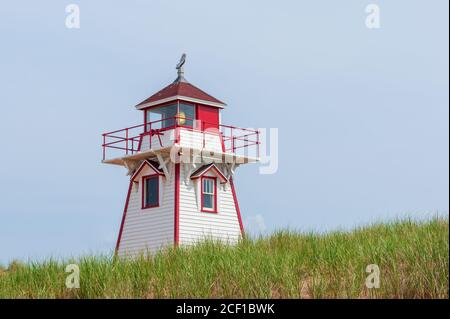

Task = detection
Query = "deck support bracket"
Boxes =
[183,160,199,186]
[156,153,171,180]
[124,159,141,176]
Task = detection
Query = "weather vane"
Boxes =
[175,53,186,82]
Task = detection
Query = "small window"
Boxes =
[146,104,177,130]
[201,177,217,212]
[142,175,159,208]
[178,103,195,127]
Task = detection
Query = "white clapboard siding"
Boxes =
[139,130,175,151]
[139,128,223,152]
[178,167,242,246]
[179,129,223,152]
[117,163,175,257]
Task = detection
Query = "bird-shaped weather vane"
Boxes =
[174,53,187,82]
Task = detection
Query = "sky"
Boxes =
[0,1,448,264]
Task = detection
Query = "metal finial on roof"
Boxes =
[174,53,187,83]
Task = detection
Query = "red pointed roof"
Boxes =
[130,160,165,181]
[136,81,226,109]
[190,163,228,184]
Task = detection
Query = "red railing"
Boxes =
[102,116,260,161]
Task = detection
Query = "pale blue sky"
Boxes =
[0,1,448,264]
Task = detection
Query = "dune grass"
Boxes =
[0,217,448,299]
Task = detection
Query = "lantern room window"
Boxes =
[142,175,159,209]
[201,177,217,212]
[178,103,195,127]
[145,102,196,130]
[146,104,177,129]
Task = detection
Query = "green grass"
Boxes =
[0,217,448,298]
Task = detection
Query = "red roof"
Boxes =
[136,81,225,107]
[190,163,228,184]
[130,160,165,181]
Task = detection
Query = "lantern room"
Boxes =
[135,56,225,132]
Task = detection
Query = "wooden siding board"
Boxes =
[117,164,175,257]
[178,165,241,246]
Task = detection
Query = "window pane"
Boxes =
[147,104,177,129]
[203,194,214,210]
[145,177,158,207]
[202,178,215,211]
[162,104,177,128]
[203,179,214,194]
[146,109,161,130]
[179,103,195,127]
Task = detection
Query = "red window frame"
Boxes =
[141,174,159,209]
[201,176,217,213]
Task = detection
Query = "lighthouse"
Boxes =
[102,55,260,257]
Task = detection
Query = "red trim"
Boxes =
[143,108,147,132]
[137,135,143,152]
[115,180,133,254]
[130,160,164,182]
[175,126,181,144]
[229,177,244,236]
[141,174,160,209]
[219,131,226,152]
[200,176,218,213]
[195,104,199,128]
[190,163,228,184]
[174,163,180,246]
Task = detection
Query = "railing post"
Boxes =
[149,122,152,149]
[202,121,205,149]
[126,128,129,155]
[175,116,179,145]
[232,136,236,153]
[257,130,260,159]
[102,134,106,161]
[244,134,248,157]
[231,127,234,153]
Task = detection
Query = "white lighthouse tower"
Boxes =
[102,55,260,257]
